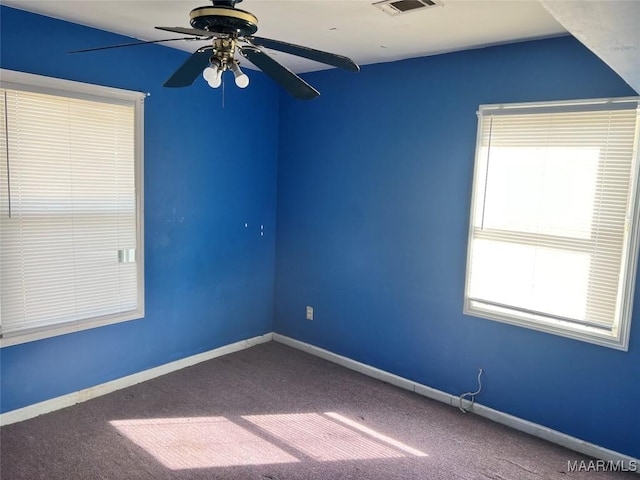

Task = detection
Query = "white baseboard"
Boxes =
[273,333,640,469]
[0,332,273,426]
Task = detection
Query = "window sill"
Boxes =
[0,308,144,347]
[464,302,629,351]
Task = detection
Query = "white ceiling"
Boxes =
[3,0,638,94]
[539,0,640,95]
[1,0,568,73]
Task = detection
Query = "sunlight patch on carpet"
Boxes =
[325,412,428,457]
[110,417,299,469]
[243,412,417,461]
[111,412,427,470]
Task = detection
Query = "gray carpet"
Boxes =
[0,341,634,479]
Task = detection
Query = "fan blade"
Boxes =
[249,36,359,72]
[69,37,204,54]
[164,49,213,88]
[156,26,218,38]
[240,47,319,100]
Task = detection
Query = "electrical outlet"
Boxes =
[306,306,314,320]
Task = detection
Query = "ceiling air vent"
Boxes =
[373,0,443,16]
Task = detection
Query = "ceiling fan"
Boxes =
[71,0,360,100]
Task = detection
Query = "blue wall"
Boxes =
[0,6,279,411]
[274,37,640,458]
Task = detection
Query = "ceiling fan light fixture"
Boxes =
[73,0,359,99]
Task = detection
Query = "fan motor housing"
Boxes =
[190,6,258,36]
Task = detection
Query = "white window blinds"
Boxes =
[464,98,640,350]
[0,72,144,344]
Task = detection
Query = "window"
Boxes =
[0,70,145,346]
[464,97,640,350]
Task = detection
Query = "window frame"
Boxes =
[463,97,640,351]
[0,69,145,347]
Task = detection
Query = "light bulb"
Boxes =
[203,65,218,82]
[234,73,249,88]
[230,61,249,89]
[208,72,222,88]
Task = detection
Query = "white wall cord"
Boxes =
[458,368,483,413]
